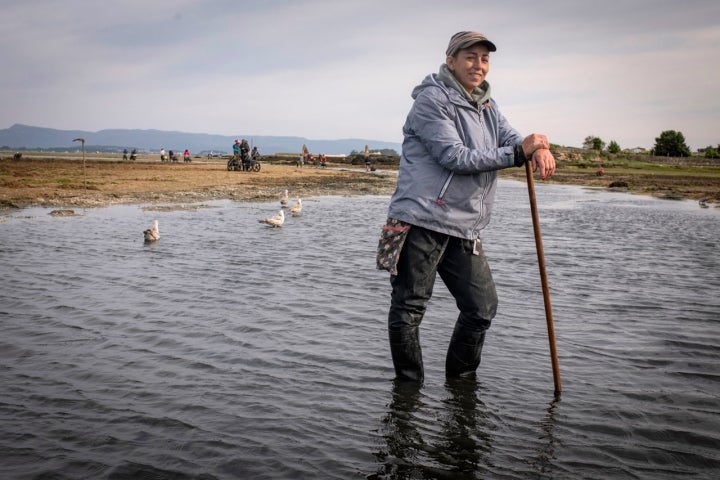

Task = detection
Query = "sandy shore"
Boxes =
[0,158,397,210]
[1,155,718,212]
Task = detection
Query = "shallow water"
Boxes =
[1,181,718,479]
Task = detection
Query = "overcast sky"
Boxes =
[2,0,718,149]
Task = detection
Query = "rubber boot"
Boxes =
[388,327,424,382]
[445,323,486,378]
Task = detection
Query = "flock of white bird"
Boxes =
[143,189,302,241]
[259,189,302,228]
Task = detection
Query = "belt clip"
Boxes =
[472,238,480,255]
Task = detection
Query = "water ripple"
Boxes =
[1,187,719,478]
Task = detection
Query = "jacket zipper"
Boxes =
[472,102,489,234]
[435,101,490,216]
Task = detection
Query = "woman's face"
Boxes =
[446,44,490,93]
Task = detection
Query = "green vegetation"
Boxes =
[653,130,691,157]
[563,160,720,177]
[582,135,606,151]
[558,148,719,170]
[578,129,707,159]
[702,145,720,159]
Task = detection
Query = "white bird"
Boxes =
[144,219,160,242]
[259,209,285,227]
[289,198,302,216]
[280,189,289,206]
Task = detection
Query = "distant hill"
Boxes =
[0,124,402,156]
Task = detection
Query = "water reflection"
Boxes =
[528,395,562,479]
[372,378,494,479]
[373,382,565,479]
[435,378,493,476]
[373,380,426,478]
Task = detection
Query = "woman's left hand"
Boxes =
[532,148,556,180]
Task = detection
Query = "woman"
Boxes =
[377,31,556,382]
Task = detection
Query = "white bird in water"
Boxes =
[289,198,302,216]
[280,189,289,206]
[144,219,160,242]
[259,209,285,227]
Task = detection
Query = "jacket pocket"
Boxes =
[434,172,454,206]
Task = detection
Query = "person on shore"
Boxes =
[123,148,128,161]
[233,139,241,159]
[240,139,251,170]
[160,148,166,162]
[183,149,191,162]
[130,148,137,161]
[376,31,556,383]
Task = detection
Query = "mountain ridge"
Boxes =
[0,124,402,155]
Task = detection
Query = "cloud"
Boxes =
[1,0,718,149]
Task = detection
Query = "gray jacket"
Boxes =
[387,72,523,240]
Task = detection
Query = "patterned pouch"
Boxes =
[376,218,411,275]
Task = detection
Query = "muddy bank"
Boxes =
[2,154,718,212]
[0,158,397,210]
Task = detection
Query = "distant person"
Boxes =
[377,31,555,382]
[160,148,166,162]
[240,139,251,170]
[123,148,128,161]
[320,153,327,168]
[130,148,137,161]
[251,146,259,160]
[233,139,241,159]
[169,150,176,162]
[183,149,191,163]
[365,155,372,171]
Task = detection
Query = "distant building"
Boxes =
[626,147,647,154]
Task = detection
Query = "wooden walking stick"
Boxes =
[525,161,562,395]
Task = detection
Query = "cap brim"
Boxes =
[460,39,496,52]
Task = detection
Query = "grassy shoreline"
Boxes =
[2,151,719,211]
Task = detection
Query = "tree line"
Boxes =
[582,130,719,158]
